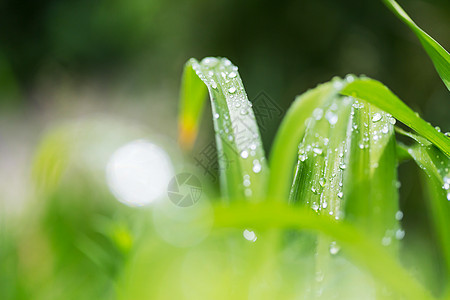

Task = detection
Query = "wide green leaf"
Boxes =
[343,100,400,249]
[383,0,450,91]
[178,57,268,201]
[287,77,401,297]
[268,79,342,201]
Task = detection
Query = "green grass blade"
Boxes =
[288,83,401,296]
[404,140,450,281]
[179,57,268,200]
[289,86,400,245]
[343,100,400,252]
[213,202,435,300]
[341,78,450,157]
[288,91,359,297]
[268,80,342,200]
[178,62,209,150]
[383,0,450,91]
[289,90,352,216]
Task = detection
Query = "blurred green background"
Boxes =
[0,0,449,299]
[1,0,449,118]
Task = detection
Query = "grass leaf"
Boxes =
[289,80,400,245]
[343,99,400,251]
[178,62,209,150]
[383,0,450,91]
[179,57,268,200]
[268,80,341,200]
[288,79,401,296]
[402,136,450,282]
[341,78,450,157]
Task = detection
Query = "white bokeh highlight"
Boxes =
[106,140,174,207]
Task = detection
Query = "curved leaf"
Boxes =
[178,57,268,200]
[383,0,450,91]
[341,78,450,157]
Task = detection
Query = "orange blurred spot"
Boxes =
[178,117,198,151]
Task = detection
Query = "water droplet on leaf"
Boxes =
[372,113,382,122]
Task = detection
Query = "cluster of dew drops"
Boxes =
[193,57,265,198]
[299,75,398,216]
[339,74,450,201]
[298,75,409,252]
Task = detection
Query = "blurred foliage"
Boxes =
[0,0,449,123]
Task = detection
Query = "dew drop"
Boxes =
[389,117,397,125]
[313,108,323,120]
[202,57,219,67]
[319,178,325,187]
[322,202,328,208]
[330,241,340,255]
[381,236,392,246]
[372,113,382,122]
[381,126,389,134]
[339,164,347,170]
[345,74,356,83]
[228,71,237,79]
[228,87,236,94]
[313,148,323,155]
[395,210,404,221]
[252,160,262,173]
[211,80,217,89]
[337,191,343,198]
[325,111,338,125]
[243,229,257,242]
[213,113,220,119]
[333,80,344,90]
[240,150,249,159]
[243,179,251,187]
[395,229,405,240]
